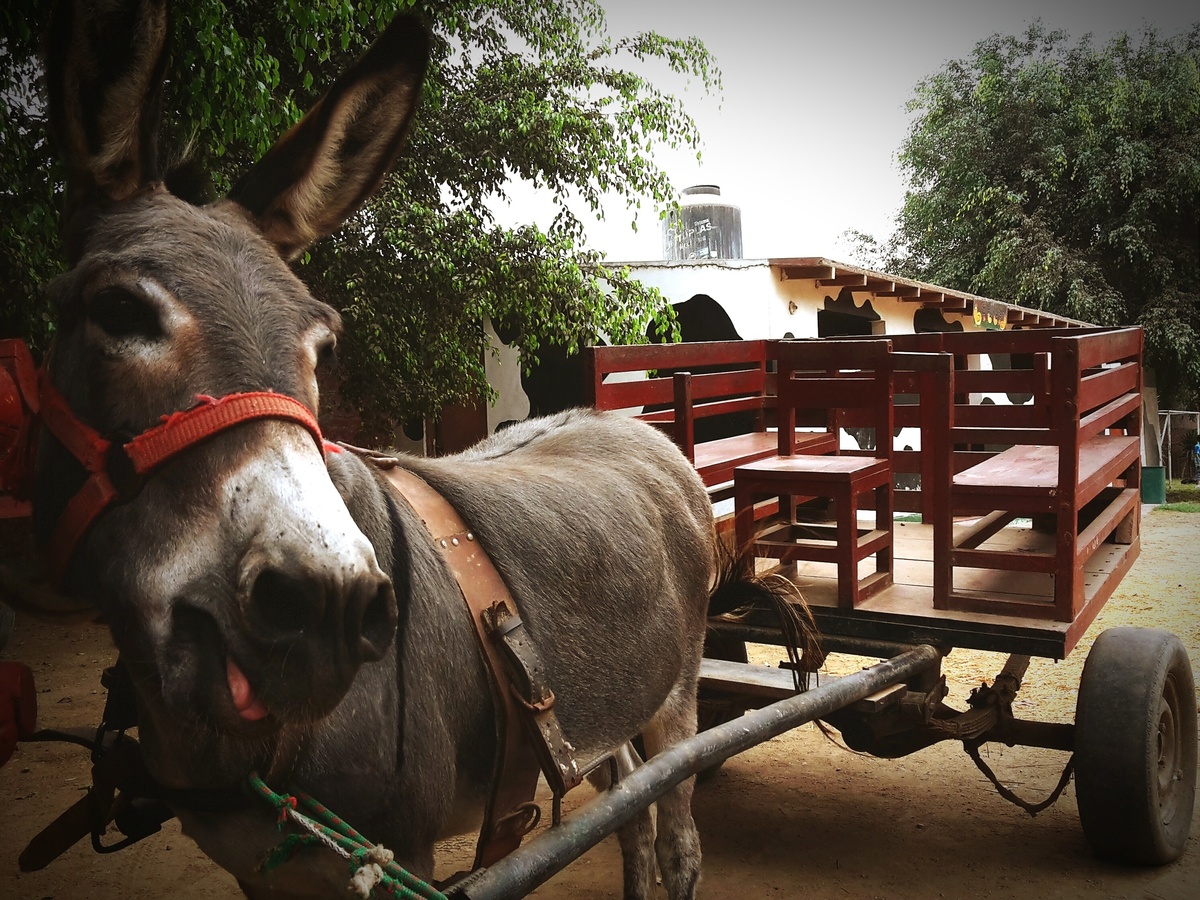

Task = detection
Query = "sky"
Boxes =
[491,0,1198,264]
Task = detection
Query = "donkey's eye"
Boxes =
[90,287,162,339]
[317,337,337,367]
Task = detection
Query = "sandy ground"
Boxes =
[1,508,1197,899]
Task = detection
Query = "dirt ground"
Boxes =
[2,509,1197,899]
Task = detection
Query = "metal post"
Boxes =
[448,645,942,900]
[1165,413,1172,484]
[1157,411,1168,469]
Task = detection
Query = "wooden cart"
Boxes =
[577,327,1196,875]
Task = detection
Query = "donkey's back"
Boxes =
[402,408,717,755]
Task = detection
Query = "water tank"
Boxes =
[661,185,743,260]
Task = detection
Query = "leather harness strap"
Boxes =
[371,459,558,869]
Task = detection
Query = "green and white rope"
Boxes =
[248,773,447,900]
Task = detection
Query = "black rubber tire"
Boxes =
[1075,627,1197,865]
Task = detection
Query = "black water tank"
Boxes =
[662,185,743,260]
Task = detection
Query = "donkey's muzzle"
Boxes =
[242,554,397,669]
[231,552,396,720]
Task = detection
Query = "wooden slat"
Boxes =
[1064,535,1141,651]
[689,395,768,420]
[1068,327,1142,371]
[953,444,1059,490]
[594,377,673,410]
[783,375,881,410]
[1074,488,1139,564]
[946,592,1057,621]
[590,339,769,372]
[1078,391,1139,443]
[875,285,921,298]
[756,537,842,564]
[1075,436,1140,508]
[936,329,1064,356]
[698,658,799,701]
[636,410,673,424]
[951,426,1057,445]
[781,264,835,280]
[693,431,836,487]
[953,368,1047,394]
[1078,361,1138,414]
[953,405,1049,429]
[684,368,767,401]
[817,274,868,287]
[952,547,1057,573]
[953,511,1016,549]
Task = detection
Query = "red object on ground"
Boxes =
[0,661,37,767]
[0,339,38,519]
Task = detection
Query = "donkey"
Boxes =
[28,2,817,897]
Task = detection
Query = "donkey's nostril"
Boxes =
[248,567,326,639]
[352,579,398,663]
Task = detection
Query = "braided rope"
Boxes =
[247,774,447,900]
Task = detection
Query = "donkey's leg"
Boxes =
[643,681,702,900]
[588,742,656,899]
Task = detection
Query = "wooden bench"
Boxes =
[729,340,955,608]
[867,328,1141,623]
[734,339,897,608]
[803,336,954,522]
[583,340,836,495]
[587,328,1142,630]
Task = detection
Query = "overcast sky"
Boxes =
[491,0,1198,263]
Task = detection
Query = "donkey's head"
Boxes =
[38,0,429,746]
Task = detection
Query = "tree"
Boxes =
[856,22,1200,408]
[1,1,717,439]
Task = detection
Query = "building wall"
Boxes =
[484,319,530,433]
[474,258,978,444]
[617,259,948,339]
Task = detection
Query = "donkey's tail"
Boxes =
[706,545,823,691]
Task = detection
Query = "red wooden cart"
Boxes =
[576,327,1195,876]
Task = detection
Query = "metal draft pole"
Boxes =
[448,644,943,900]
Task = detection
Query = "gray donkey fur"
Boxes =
[32,3,816,897]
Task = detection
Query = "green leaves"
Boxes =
[868,21,1200,407]
[288,1,715,437]
[0,0,716,438]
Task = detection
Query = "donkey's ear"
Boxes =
[47,0,169,215]
[229,16,431,261]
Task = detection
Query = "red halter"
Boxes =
[0,338,334,580]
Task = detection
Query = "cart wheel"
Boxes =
[1074,627,1197,865]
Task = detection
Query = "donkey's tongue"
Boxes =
[226,658,269,721]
